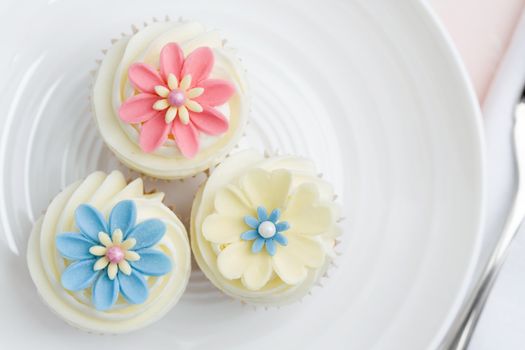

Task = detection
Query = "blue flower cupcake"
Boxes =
[27,170,191,333]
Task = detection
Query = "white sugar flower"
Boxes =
[202,169,336,290]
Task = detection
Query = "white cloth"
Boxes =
[469,9,525,350]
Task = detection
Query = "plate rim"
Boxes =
[413,1,486,348]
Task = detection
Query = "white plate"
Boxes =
[0,0,484,349]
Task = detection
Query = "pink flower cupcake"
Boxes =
[92,20,249,179]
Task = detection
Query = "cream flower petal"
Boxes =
[217,241,273,290]
[272,246,308,285]
[154,85,170,97]
[93,257,109,271]
[112,228,123,244]
[178,105,190,124]
[118,260,132,275]
[180,74,192,90]
[202,213,244,244]
[107,263,118,280]
[242,254,273,291]
[89,245,106,256]
[217,241,250,280]
[286,235,325,268]
[186,87,204,98]
[214,185,253,217]
[282,183,334,235]
[269,170,293,209]
[98,232,112,247]
[241,169,292,210]
[185,100,203,112]
[153,99,169,111]
[165,106,177,123]
[124,250,140,261]
[240,169,269,207]
[167,73,178,90]
[121,238,136,250]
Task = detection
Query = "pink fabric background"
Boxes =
[430,0,525,102]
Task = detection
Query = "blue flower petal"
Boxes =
[265,239,277,256]
[56,233,95,260]
[252,237,265,253]
[75,204,108,242]
[268,208,281,223]
[130,249,172,276]
[276,221,290,232]
[240,230,259,241]
[273,233,288,245]
[126,219,166,249]
[109,200,136,237]
[118,270,149,304]
[244,215,259,229]
[257,206,268,221]
[274,232,288,246]
[61,259,98,291]
[92,272,119,311]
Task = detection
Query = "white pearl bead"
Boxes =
[258,221,276,239]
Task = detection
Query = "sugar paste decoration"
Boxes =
[119,42,236,158]
[55,200,172,311]
[241,206,289,256]
[202,168,335,290]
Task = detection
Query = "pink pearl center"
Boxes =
[106,246,125,263]
[168,89,186,107]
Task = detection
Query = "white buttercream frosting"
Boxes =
[27,171,191,333]
[191,150,341,306]
[92,21,249,179]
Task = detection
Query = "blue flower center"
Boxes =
[257,221,276,239]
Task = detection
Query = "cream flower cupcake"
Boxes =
[92,20,249,179]
[191,150,341,305]
[27,170,191,333]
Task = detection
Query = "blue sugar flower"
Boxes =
[55,200,172,311]
[241,206,290,256]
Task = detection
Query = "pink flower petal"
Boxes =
[128,63,165,94]
[172,118,200,158]
[181,47,214,87]
[160,43,184,81]
[195,79,236,106]
[189,106,229,136]
[118,93,159,123]
[139,112,171,153]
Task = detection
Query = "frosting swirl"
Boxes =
[27,171,191,333]
[191,150,341,305]
[93,21,248,179]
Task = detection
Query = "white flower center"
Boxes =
[258,221,276,239]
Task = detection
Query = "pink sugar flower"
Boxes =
[118,43,236,158]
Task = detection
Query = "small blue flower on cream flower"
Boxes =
[241,206,289,256]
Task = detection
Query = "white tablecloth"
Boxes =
[461,10,525,350]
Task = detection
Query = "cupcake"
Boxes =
[27,170,191,333]
[190,150,341,306]
[92,20,249,179]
